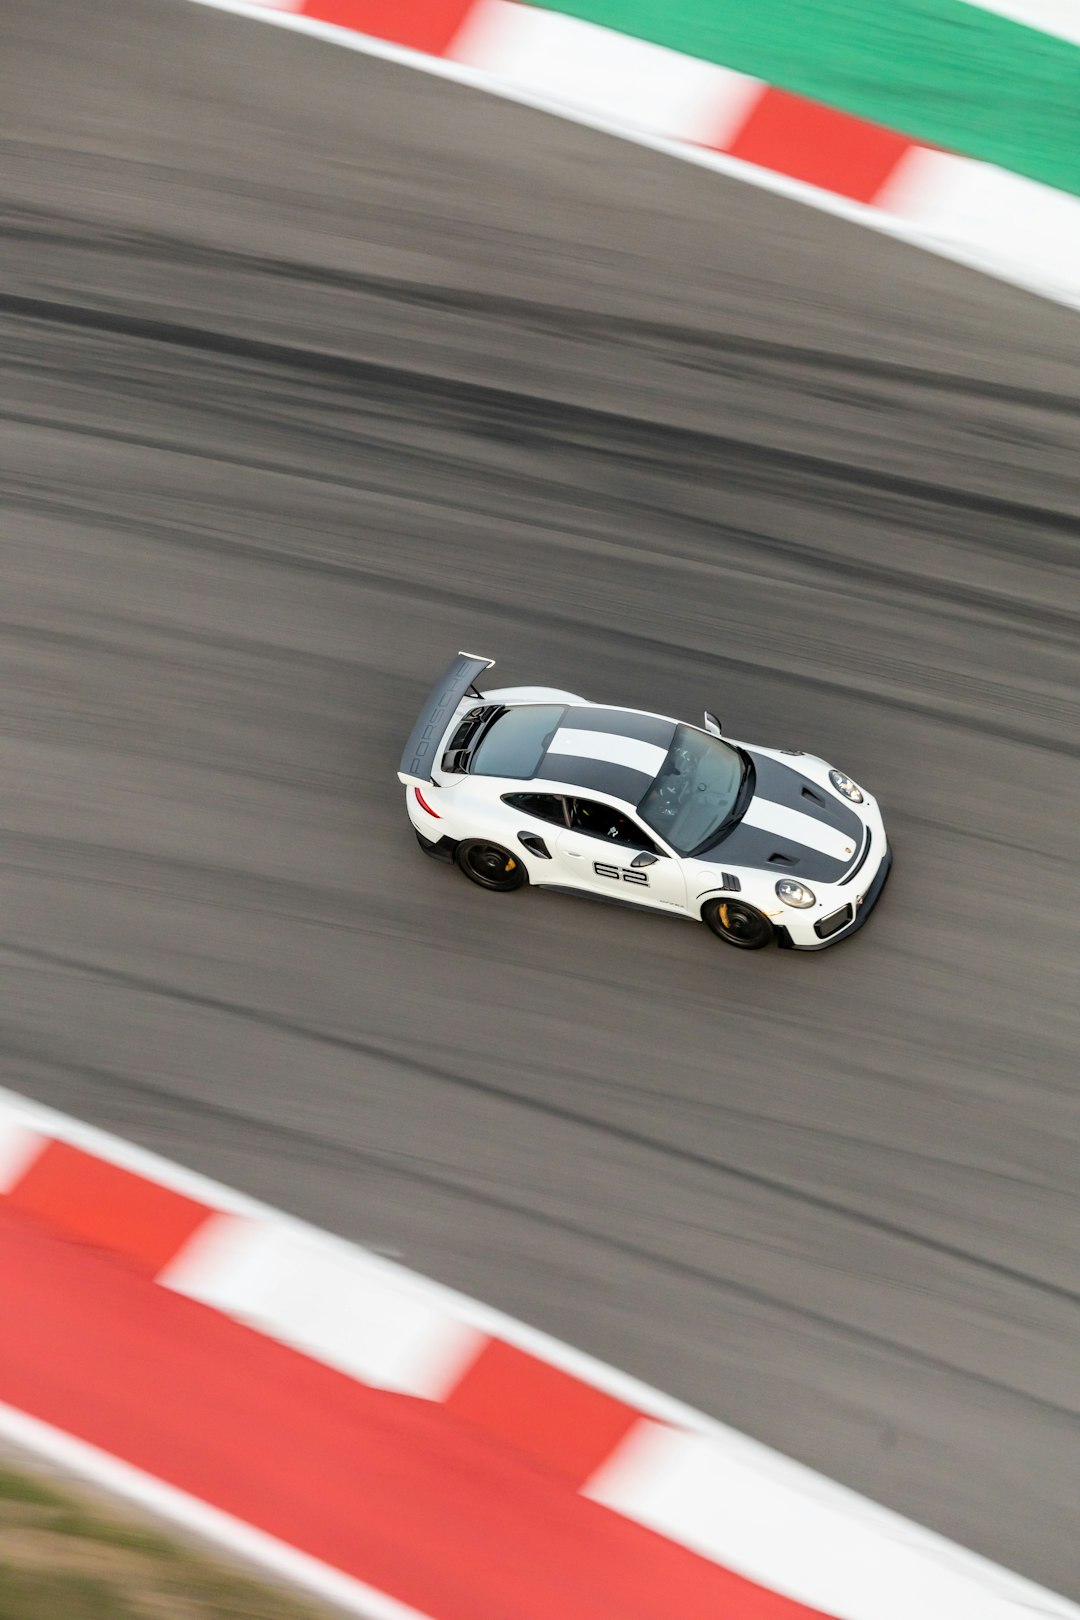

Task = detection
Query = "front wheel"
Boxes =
[456,839,527,893]
[702,897,774,950]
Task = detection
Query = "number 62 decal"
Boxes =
[594,861,649,886]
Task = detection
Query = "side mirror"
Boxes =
[631,851,658,868]
[703,710,722,736]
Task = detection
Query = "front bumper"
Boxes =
[776,846,893,950]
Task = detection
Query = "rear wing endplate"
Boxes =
[397,652,495,786]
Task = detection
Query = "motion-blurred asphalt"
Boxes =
[3,0,1080,1595]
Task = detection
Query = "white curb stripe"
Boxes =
[0,1120,45,1193]
[879,146,1080,309]
[585,1418,1079,1620]
[447,0,765,146]
[161,1214,486,1399]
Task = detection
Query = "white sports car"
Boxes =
[398,653,891,951]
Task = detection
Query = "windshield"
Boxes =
[638,725,747,855]
[471,705,566,778]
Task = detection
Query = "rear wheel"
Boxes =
[456,839,527,892]
[702,897,774,950]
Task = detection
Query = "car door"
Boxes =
[553,798,688,911]
[499,792,572,868]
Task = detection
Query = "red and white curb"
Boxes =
[185,0,1080,311]
[0,1085,1076,1620]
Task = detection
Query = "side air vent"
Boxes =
[801,785,828,808]
[768,851,798,867]
[719,872,741,892]
[517,831,551,860]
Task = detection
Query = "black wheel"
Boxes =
[702,897,774,950]
[456,839,527,892]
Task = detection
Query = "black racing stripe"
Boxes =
[745,752,862,840]
[696,820,850,883]
[535,754,655,805]
[564,707,677,748]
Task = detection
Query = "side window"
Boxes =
[569,799,658,852]
[502,792,568,828]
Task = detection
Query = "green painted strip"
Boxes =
[525,0,1080,197]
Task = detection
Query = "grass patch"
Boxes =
[0,1569,143,1620]
[0,1468,64,1507]
[0,1462,338,1620]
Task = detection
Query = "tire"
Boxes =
[702,897,774,950]
[456,839,527,893]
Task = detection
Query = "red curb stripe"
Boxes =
[298,0,476,55]
[719,87,915,204]
[443,1337,642,1486]
[4,1140,212,1275]
[0,1203,834,1620]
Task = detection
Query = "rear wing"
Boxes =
[397,652,495,786]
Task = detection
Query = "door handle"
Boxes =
[560,836,591,858]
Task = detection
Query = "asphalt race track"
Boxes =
[4,0,1080,1598]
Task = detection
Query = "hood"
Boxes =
[696,751,864,883]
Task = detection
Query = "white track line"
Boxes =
[957,0,1080,45]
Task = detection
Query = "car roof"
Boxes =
[530,704,677,806]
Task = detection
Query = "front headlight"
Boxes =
[829,768,864,803]
[776,879,816,908]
